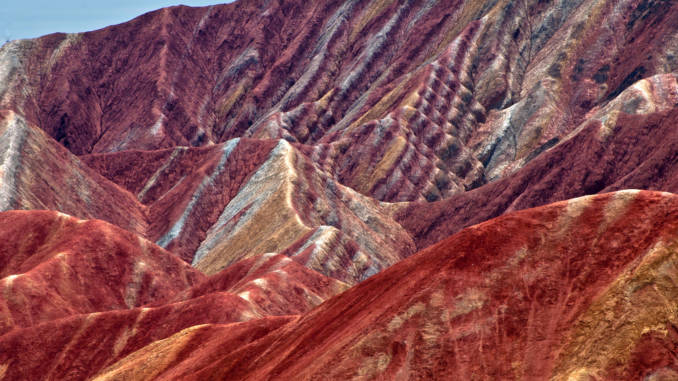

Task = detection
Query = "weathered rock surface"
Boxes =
[0,110,147,233]
[0,311,294,381]
[2,0,676,203]
[0,210,203,334]
[0,213,346,380]
[1,0,678,379]
[173,253,349,316]
[2,0,678,270]
[188,138,415,283]
[84,137,416,283]
[0,109,414,280]
[93,191,678,380]
[396,73,678,250]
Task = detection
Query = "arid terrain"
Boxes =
[1,0,678,379]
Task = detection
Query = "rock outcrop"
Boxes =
[0,210,202,335]
[1,0,676,203]
[0,212,347,380]
[37,191,678,380]
[1,0,678,379]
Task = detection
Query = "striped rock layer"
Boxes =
[0,0,677,275]
[0,210,347,380]
[0,110,414,284]
[0,0,675,283]
[0,0,678,379]
[89,191,678,380]
[0,0,676,202]
[3,191,678,379]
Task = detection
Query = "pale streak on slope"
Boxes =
[286,225,377,282]
[0,112,148,233]
[595,73,678,139]
[153,6,217,143]
[247,0,356,138]
[137,146,186,202]
[553,73,678,143]
[192,138,414,283]
[553,237,678,380]
[0,362,7,379]
[0,41,26,107]
[338,0,411,96]
[275,0,356,110]
[43,312,99,380]
[0,112,26,210]
[92,324,212,381]
[156,138,240,248]
[147,8,171,140]
[111,308,151,358]
[46,34,81,71]
[193,140,312,272]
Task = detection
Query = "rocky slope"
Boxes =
[0,211,346,380]
[1,0,677,273]
[397,72,678,250]
[90,191,678,380]
[1,0,678,379]
[0,110,147,233]
[0,210,201,335]
[0,110,414,282]
[4,191,677,380]
[1,0,676,202]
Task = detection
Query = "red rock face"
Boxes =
[2,0,676,203]
[172,253,349,316]
[0,210,203,333]
[0,211,346,379]
[396,91,678,250]
[92,191,678,380]
[1,0,678,379]
[0,110,147,233]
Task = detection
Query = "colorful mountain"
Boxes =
[1,0,678,379]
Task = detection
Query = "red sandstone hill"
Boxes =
[2,191,677,379]
[0,0,676,282]
[0,0,676,274]
[0,210,202,335]
[2,0,677,203]
[396,77,678,250]
[1,0,678,379]
[0,110,415,283]
[0,211,347,380]
[90,191,678,380]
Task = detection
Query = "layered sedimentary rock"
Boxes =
[85,137,416,283]
[2,0,677,269]
[0,310,294,380]
[0,210,202,335]
[0,110,147,233]
[173,253,349,316]
[0,109,414,282]
[1,0,678,379]
[188,138,415,283]
[92,191,678,380]
[84,138,280,263]
[396,72,678,250]
[0,212,346,380]
[1,0,676,203]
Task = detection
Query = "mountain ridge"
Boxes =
[2,0,678,379]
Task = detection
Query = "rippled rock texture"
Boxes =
[1,0,678,379]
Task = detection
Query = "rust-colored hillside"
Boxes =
[1,0,678,379]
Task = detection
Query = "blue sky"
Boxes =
[1,1,234,41]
